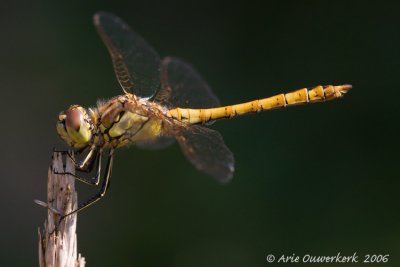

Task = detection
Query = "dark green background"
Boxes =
[1,1,399,266]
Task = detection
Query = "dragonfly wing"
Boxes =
[154,57,220,108]
[136,136,175,150]
[94,12,160,98]
[176,125,234,183]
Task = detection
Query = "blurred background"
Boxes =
[0,1,399,266]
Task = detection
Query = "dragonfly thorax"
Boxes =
[96,94,164,148]
[56,105,95,149]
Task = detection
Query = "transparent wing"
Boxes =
[94,12,160,98]
[136,136,175,150]
[176,125,234,183]
[154,57,220,108]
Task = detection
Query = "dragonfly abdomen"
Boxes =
[167,84,351,124]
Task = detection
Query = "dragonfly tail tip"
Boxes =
[336,84,352,95]
[341,84,352,91]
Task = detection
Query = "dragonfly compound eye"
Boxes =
[56,105,93,148]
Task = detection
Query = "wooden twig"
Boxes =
[37,152,86,267]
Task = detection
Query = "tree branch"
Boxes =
[37,152,86,267]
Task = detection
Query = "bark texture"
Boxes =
[38,152,86,267]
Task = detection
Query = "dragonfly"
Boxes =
[56,12,351,219]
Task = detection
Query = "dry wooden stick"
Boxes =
[37,152,86,267]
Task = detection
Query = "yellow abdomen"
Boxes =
[167,85,351,124]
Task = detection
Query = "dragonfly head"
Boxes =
[56,105,94,149]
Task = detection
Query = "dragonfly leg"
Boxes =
[57,149,114,225]
[54,146,98,172]
[53,147,102,186]
[53,149,78,165]
[76,146,99,171]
